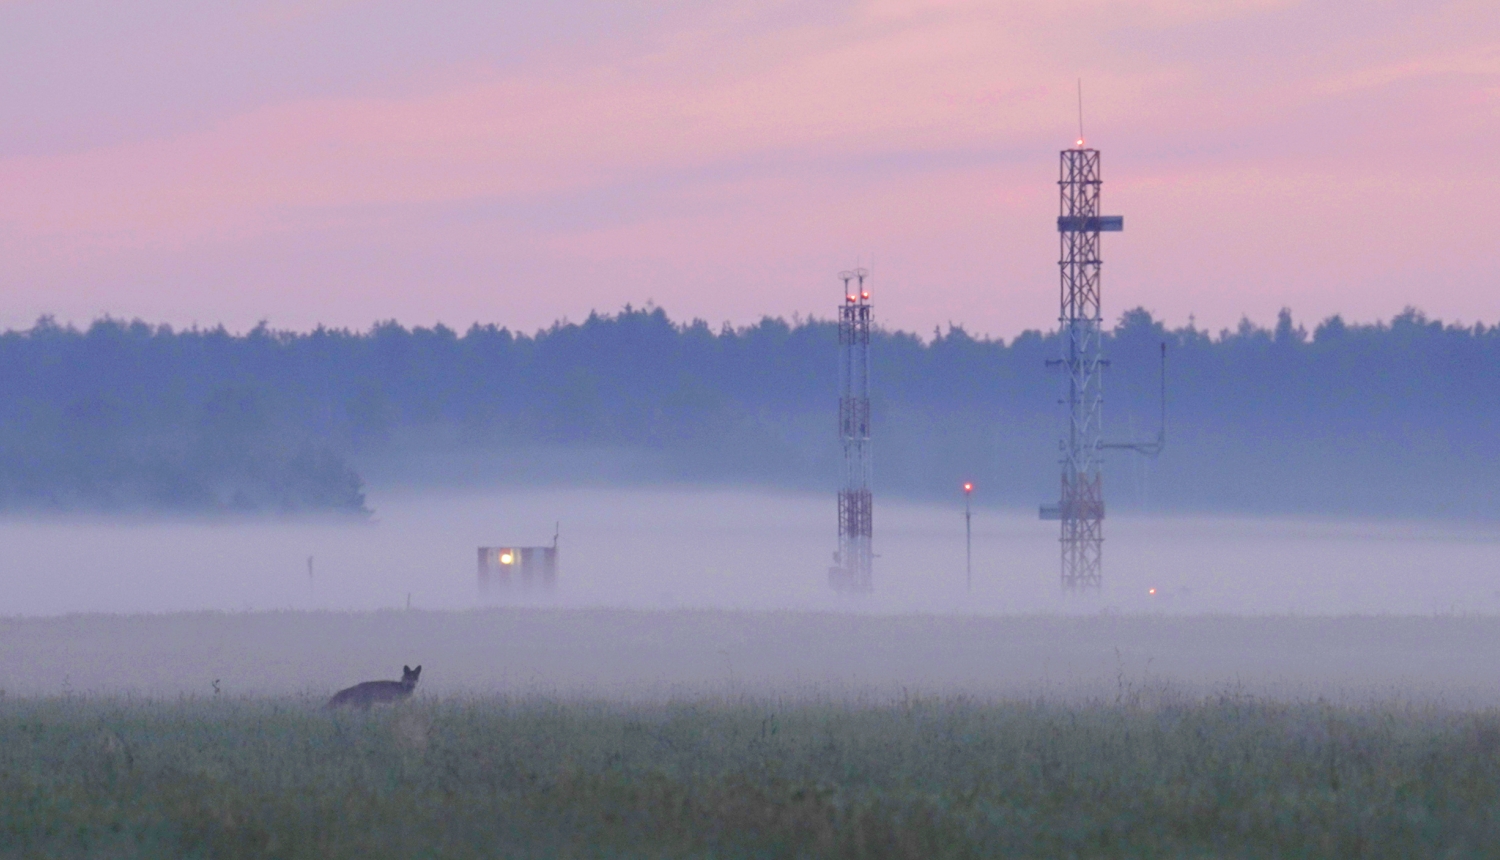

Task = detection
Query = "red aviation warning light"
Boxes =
[963,482,973,494]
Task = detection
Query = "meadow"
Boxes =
[3,692,1500,858]
[5,606,1500,856]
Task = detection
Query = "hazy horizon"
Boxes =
[2,484,1495,619]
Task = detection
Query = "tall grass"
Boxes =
[1,692,1498,858]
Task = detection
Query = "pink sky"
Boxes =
[0,0,1496,339]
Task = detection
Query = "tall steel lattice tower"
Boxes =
[830,268,873,593]
[1041,145,1123,590]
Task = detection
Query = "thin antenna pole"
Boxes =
[1159,342,1167,443]
[963,483,973,592]
[1077,79,1084,143]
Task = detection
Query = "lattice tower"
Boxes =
[830,268,873,593]
[1051,147,1119,590]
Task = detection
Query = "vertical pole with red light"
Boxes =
[963,482,973,592]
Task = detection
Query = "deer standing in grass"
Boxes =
[326,665,421,710]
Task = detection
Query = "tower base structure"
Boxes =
[1057,472,1103,590]
[829,487,872,592]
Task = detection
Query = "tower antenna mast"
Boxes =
[1077,79,1084,144]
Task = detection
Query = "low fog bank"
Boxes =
[0,486,1497,705]
[0,487,1498,617]
[3,609,1500,706]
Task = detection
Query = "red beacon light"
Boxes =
[963,482,973,493]
[861,291,870,300]
[846,294,856,303]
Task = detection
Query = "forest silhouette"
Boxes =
[0,305,1493,517]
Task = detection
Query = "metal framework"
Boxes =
[830,268,873,593]
[1041,147,1120,591]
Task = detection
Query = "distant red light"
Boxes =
[846,295,856,303]
[963,483,973,493]
[861,291,870,300]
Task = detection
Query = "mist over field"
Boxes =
[4,485,1499,619]
[2,307,1499,705]
[0,484,1497,705]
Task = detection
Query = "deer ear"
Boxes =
[414,665,421,674]
[404,665,411,673]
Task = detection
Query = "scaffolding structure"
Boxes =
[1040,146,1122,591]
[830,268,873,593]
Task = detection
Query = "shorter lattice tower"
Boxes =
[830,268,873,593]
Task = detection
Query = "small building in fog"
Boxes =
[477,540,557,592]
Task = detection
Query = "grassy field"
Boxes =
[3,693,1500,858]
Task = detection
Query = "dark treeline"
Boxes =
[2,305,1497,518]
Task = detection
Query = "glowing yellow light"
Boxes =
[499,552,514,565]
[1148,588,1156,595]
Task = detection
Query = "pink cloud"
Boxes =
[0,0,1496,337]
